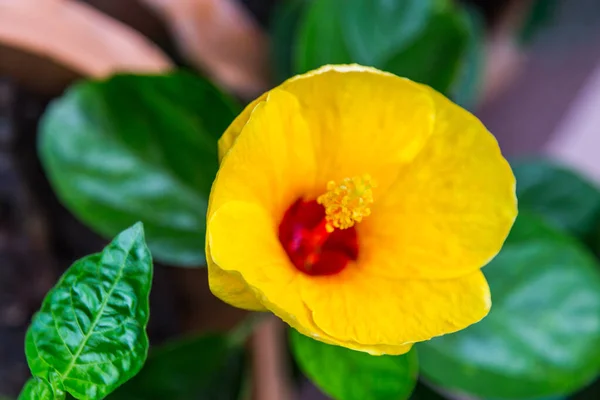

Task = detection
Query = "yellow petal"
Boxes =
[206,242,265,311]
[359,85,517,280]
[211,87,317,219]
[208,201,490,355]
[281,65,435,196]
[299,267,491,349]
[217,64,435,197]
[218,93,267,161]
[207,88,316,311]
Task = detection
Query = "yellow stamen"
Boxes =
[317,174,376,232]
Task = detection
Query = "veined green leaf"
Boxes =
[25,223,153,399]
[418,213,600,398]
[19,378,58,400]
[39,72,239,266]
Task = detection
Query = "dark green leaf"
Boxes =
[109,334,245,400]
[512,158,600,239]
[450,8,485,109]
[418,213,600,398]
[25,223,153,399]
[294,0,353,74]
[290,329,418,400]
[341,0,432,65]
[39,72,240,266]
[382,1,469,93]
[293,0,469,94]
[271,0,307,82]
[19,378,58,400]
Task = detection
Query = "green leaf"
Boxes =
[25,223,153,399]
[294,0,352,74]
[108,334,245,400]
[340,0,432,65]
[381,0,469,93]
[271,0,307,82]
[293,0,469,94]
[290,329,418,400]
[19,378,59,400]
[512,158,600,239]
[39,72,240,266]
[450,7,485,109]
[417,213,600,398]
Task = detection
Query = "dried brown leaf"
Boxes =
[0,0,172,92]
[142,0,271,98]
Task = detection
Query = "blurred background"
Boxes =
[1,0,600,399]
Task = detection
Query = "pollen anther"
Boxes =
[317,174,376,231]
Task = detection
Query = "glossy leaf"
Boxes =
[340,0,432,65]
[39,72,240,266]
[294,0,352,73]
[25,223,153,399]
[290,329,418,400]
[418,213,600,398]
[294,0,469,94]
[381,1,469,93]
[512,158,600,239]
[108,334,245,400]
[19,378,58,400]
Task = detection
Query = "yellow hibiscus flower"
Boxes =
[206,65,517,355]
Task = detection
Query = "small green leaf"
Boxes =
[39,72,240,266]
[340,0,433,65]
[512,158,600,239]
[25,223,153,399]
[418,213,600,398]
[290,329,418,400]
[109,334,245,400]
[19,378,59,400]
[381,0,469,93]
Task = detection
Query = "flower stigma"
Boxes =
[317,174,376,232]
[278,175,375,276]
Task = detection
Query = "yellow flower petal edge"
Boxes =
[208,201,491,355]
[207,64,517,354]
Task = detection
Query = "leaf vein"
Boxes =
[60,247,132,380]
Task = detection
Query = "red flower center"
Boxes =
[278,198,359,276]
